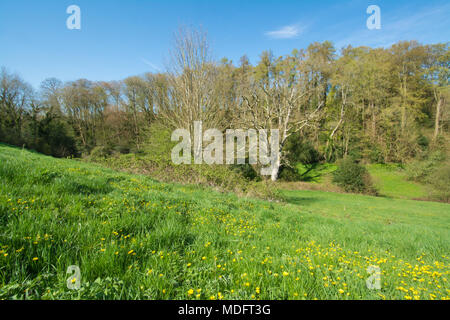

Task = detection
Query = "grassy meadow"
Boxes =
[0,144,449,300]
[291,163,430,200]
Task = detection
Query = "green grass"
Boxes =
[295,163,337,183]
[295,162,429,200]
[367,164,429,200]
[0,144,449,300]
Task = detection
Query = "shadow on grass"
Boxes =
[283,195,321,206]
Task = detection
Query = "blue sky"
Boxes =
[0,0,449,88]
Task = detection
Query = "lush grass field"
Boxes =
[295,163,429,200]
[367,164,429,200]
[0,144,449,300]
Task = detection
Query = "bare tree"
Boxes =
[159,26,225,158]
[237,50,325,181]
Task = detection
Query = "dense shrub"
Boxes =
[89,146,111,159]
[367,144,385,164]
[405,151,446,182]
[417,134,430,151]
[427,165,450,203]
[230,163,260,181]
[278,165,302,182]
[279,134,321,182]
[332,158,376,194]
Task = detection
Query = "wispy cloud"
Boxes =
[141,58,161,72]
[265,24,303,39]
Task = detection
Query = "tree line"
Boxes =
[1,28,448,180]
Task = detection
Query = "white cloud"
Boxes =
[265,24,303,39]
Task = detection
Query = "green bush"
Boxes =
[89,146,111,159]
[278,164,302,182]
[367,145,385,164]
[279,133,321,182]
[230,163,260,181]
[332,158,376,194]
[416,134,430,150]
[427,165,450,203]
[405,151,446,182]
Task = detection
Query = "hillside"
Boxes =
[0,144,449,300]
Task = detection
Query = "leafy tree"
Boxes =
[333,158,376,194]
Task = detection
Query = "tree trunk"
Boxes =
[400,79,407,135]
[434,95,443,140]
[371,102,376,139]
[401,105,406,135]
[270,157,281,182]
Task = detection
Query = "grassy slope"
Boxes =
[295,163,429,200]
[0,144,449,300]
[367,164,429,200]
